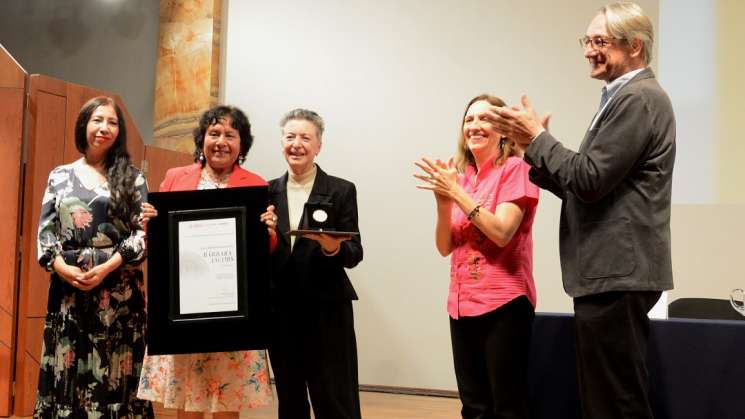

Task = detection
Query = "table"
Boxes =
[528,313,745,419]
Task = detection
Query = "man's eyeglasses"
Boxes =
[579,36,618,50]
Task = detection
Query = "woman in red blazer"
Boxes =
[137,106,277,418]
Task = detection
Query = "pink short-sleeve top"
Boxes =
[448,156,539,319]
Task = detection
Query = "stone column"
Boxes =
[153,0,222,153]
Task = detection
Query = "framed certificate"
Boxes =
[146,186,271,355]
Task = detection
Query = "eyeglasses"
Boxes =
[579,35,618,50]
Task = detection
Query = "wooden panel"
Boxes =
[0,312,12,345]
[0,344,11,416]
[21,319,43,367]
[0,318,11,419]
[23,90,66,319]
[26,75,65,97]
[0,312,12,416]
[140,146,192,292]
[17,352,39,416]
[13,76,67,416]
[0,45,26,417]
[0,44,26,89]
[0,89,24,318]
[144,145,193,192]
[113,94,145,169]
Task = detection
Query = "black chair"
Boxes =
[668,298,744,321]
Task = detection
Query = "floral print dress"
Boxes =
[34,163,153,418]
[136,179,273,413]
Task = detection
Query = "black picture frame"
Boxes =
[146,186,271,355]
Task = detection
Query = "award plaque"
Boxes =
[146,186,271,354]
[288,202,359,237]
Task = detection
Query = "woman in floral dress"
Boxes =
[34,96,153,418]
[136,105,275,418]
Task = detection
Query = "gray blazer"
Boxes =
[525,68,676,297]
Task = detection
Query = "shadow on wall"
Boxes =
[110,0,147,40]
[42,0,148,54]
[46,1,89,54]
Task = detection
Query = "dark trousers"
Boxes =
[270,300,361,419]
[573,291,661,419]
[450,296,535,419]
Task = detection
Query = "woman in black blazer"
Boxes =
[268,108,363,419]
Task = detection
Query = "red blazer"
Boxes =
[159,163,277,250]
[160,163,268,192]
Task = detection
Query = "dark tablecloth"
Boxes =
[528,313,745,419]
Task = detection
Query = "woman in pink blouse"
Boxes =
[415,94,539,419]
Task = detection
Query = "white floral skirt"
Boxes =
[137,350,273,412]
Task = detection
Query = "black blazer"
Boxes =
[269,165,363,302]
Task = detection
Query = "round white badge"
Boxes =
[312,209,328,223]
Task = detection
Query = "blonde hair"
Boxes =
[454,94,518,173]
[601,2,654,65]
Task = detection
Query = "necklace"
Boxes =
[201,167,232,188]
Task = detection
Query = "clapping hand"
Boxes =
[484,95,551,146]
[414,157,458,200]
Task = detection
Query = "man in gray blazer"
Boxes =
[489,2,675,418]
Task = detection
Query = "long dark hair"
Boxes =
[192,105,254,166]
[74,96,141,232]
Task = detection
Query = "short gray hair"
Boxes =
[280,108,325,139]
[601,2,654,65]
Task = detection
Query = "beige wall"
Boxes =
[224,0,665,390]
[663,1,745,303]
[668,0,745,303]
[719,0,745,204]
[656,0,744,305]
[669,205,745,301]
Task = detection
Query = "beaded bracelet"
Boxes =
[467,204,481,221]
